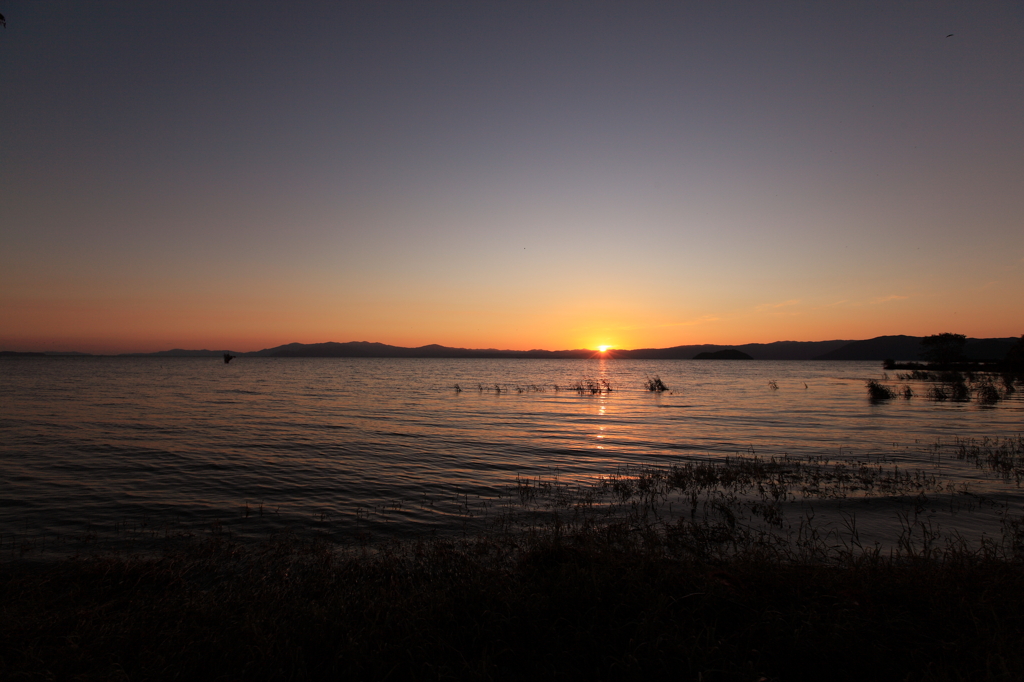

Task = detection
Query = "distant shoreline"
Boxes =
[2,334,1019,362]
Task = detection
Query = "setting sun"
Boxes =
[598,346,610,353]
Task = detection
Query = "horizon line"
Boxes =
[4,332,1016,357]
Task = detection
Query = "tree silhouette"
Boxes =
[1005,335,1024,369]
[920,333,967,364]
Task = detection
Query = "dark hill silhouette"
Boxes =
[694,349,753,360]
[248,339,854,360]
[814,335,924,361]
[23,335,1009,360]
[731,340,850,360]
[963,338,1019,362]
[814,336,1019,361]
[259,342,598,359]
[596,340,851,360]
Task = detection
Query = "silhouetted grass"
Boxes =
[866,379,897,400]
[949,378,971,401]
[976,380,1002,404]
[8,450,1024,680]
[926,374,971,402]
[557,378,612,394]
[6,515,1024,681]
[956,435,1024,485]
[892,369,1018,404]
[643,374,668,392]
[471,383,549,394]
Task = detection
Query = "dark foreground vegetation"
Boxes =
[7,437,1024,682]
[4,527,1024,681]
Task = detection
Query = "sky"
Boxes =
[1,1,1022,353]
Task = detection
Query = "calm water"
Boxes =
[2,357,1023,552]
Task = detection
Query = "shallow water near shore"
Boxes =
[2,356,1023,557]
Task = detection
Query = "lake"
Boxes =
[2,356,1022,555]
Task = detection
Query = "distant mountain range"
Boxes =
[811,335,1019,362]
[3,335,1018,361]
[119,339,854,360]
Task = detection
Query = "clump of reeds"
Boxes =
[643,375,668,392]
[949,377,971,401]
[891,369,1018,406]
[976,380,1001,404]
[866,379,896,400]
[955,435,1024,484]
[556,378,611,394]
[925,373,972,402]
[473,383,548,394]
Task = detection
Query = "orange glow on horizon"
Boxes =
[2,293,1023,355]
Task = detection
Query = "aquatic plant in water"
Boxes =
[866,379,896,400]
[643,375,668,392]
[552,378,611,394]
[955,435,1024,484]
[976,380,1001,404]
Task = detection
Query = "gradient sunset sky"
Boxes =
[2,1,1022,353]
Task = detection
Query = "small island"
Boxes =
[693,349,753,360]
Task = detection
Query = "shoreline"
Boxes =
[7,448,1024,679]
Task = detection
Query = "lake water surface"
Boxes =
[2,357,1022,554]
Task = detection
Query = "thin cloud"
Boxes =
[870,295,909,305]
[755,299,801,312]
[667,315,721,327]
[621,315,722,331]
